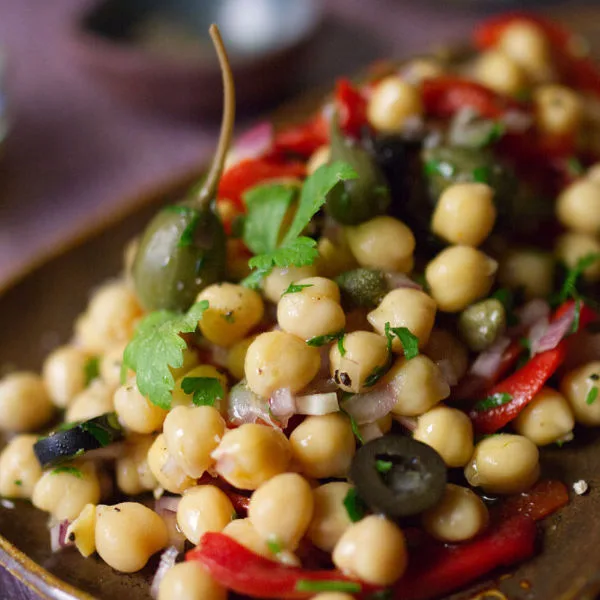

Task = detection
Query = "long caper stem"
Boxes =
[195,24,236,209]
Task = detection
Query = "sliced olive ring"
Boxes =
[33,412,124,468]
[349,434,447,519]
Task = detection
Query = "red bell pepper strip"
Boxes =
[187,532,381,599]
[334,78,368,139]
[218,158,306,209]
[393,517,537,600]
[496,480,569,523]
[421,76,523,120]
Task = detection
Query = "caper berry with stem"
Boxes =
[458,298,507,352]
[132,25,234,311]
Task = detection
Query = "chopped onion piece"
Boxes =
[342,385,396,425]
[227,381,279,428]
[151,546,180,599]
[394,415,417,432]
[436,358,459,387]
[509,299,551,336]
[295,392,340,416]
[50,519,73,553]
[269,388,296,428]
[359,421,385,443]
[530,303,576,356]
[383,271,422,291]
[159,510,186,553]
[231,121,273,162]
[155,496,181,514]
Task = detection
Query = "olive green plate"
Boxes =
[2,88,600,600]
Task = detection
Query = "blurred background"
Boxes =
[0,0,599,288]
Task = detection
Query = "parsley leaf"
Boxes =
[558,252,600,302]
[248,237,319,270]
[121,300,209,409]
[307,330,345,347]
[424,159,455,178]
[337,335,346,357]
[51,466,83,479]
[266,538,282,555]
[282,283,314,296]
[566,156,584,177]
[181,377,224,407]
[586,387,598,405]
[384,322,419,360]
[83,356,100,386]
[343,487,366,523]
[375,460,393,473]
[479,121,505,147]
[340,401,364,444]
[473,392,513,412]
[295,581,361,593]
[14,480,22,487]
[363,364,389,388]
[472,165,491,183]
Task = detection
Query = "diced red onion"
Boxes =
[530,303,576,356]
[50,519,73,553]
[151,546,180,599]
[394,415,417,432]
[509,299,551,336]
[501,110,533,132]
[155,496,181,514]
[227,382,279,428]
[359,421,385,443]
[231,121,273,162]
[383,271,422,291]
[295,392,340,416]
[341,385,397,425]
[210,345,229,369]
[436,358,459,387]
[161,456,189,489]
[85,443,125,462]
[269,388,296,428]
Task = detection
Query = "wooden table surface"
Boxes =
[1,1,600,598]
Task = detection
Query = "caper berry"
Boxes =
[335,268,388,309]
[458,298,507,352]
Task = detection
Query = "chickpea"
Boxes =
[556,179,600,235]
[116,435,157,496]
[498,250,555,299]
[42,345,90,408]
[32,462,101,520]
[177,485,234,544]
[289,414,355,479]
[307,482,353,552]
[555,232,600,282]
[458,298,506,352]
[400,57,445,85]
[497,21,552,77]
[561,361,600,426]
[147,434,196,494]
[197,283,264,348]
[329,331,389,394]
[431,183,497,247]
[513,387,575,445]
[414,405,474,467]
[473,50,528,96]
[222,518,271,558]
[424,329,469,383]
[212,424,291,490]
[95,503,168,573]
[262,265,318,304]
[75,281,142,354]
[244,331,321,398]
[169,345,200,381]
[248,473,313,551]
[345,216,415,272]
[158,561,226,600]
[66,380,114,423]
[367,76,423,133]
[332,515,407,586]
[114,381,167,434]
[67,503,97,557]
[315,236,357,278]
[0,435,43,499]
[277,286,346,341]
[163,406,225,478]
[587,161,600,182]
[368,288,437,352]
[425,246,498,312]
[171,364,228,410]
[534,84,583,136]
[385,355,450,417]
[293,276,341,302]
[307,145,331,176]
[464,434,540,494]
[0,372,54,433]
[226,336,256,381]
[99,343,127,389]
[422,484,489,543]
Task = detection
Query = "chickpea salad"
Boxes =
[2,14,600,600]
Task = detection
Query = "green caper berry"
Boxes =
[458,298,507,352]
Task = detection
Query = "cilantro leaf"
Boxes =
[122,300,209,409]
[266,538,282,555]
[473,392,513,412]
[340,405,364,444]
[424,159,455,178]
[375,460,393,473]
[51,466,83,479]
[14,480,22,486]
[295,581,361,593]
[586,387,598,405]
[181,376,224,407]
[384,322,420,360]
[282,283,314,296]
[479,121,505,147]
[343,487,366,522]
[83,356,100,386]
[363,364,389,388]
[558,252,600,302]
[472,165,491,183]
[337,335,346,357]
[307,330,345,347]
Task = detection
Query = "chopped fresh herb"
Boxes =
[558,252,600,303]
[295,580,361,593]
[472,165,491,183]
[242,162,358,285]
[480,121,505,147]
[375,460,393,473]
[51,466,83,479]
[231,511,239,520]
[83,356,100,386]
[473,392,513,412]
[590,373,600,381]
[384,322,420,360]
[556,439,566,448]
[566,156,585,177]
[80,418,114,447]
[491,288,518,326]
[282,283,314,296]
[121,300,209,409]
[266,538,282,555]
[347,410,364,444]
[363,365,389,388]
[586,387,599,405]
[424,159,455,178]
[181,377,224,407]
[14,480,22,487]
[307,330,345,347]
[519,337,532,352]
[569,298,582,335]
[221,311,235,324]
[337,335,346,357]
[343,487,366,523]
[163,205,201,248]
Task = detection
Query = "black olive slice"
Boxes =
[33,412,124,468]
[349,434,447,519]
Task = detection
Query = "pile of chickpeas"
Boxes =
[1,18,600,600]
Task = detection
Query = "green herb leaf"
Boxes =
[558,252,600,302]
[51,466,83,479]
[337,335,346,357]
[266,538,282,555]
[80,421,111,447]
[566,156,585,177]
[479,121,505,147]
[248,236,319,271]
[586,387,598,405]
[121,300,209,409]
[569,298,582,335]
[472,165,491,183]
[240,268,270,290]
[363,365,389,388]
[473,392,513,412]
[281,283,314,296]
[295,580,362,593]
[221,311,235,324]
[424,159,455,178]
[180,377,224,407]
[375,460,393,473]
[343,487,366,523]
[491,287,518,326]
[14,480,22,487]
[307,330,345,347]
[83,356,100,386]
[384,322,420,360]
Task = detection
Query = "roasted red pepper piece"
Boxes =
[334,78,368,139]
[496,480,569,523]
[187,532,380,599]
[394,517,536,600]
[218,158,306,209]
[421,76,523,120]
